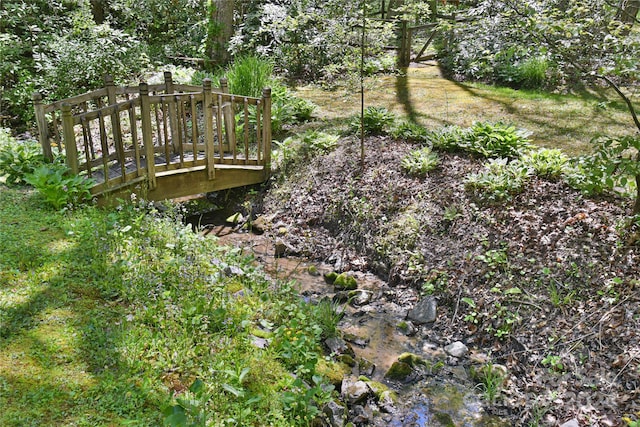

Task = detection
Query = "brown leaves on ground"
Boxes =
[261,136,640,426]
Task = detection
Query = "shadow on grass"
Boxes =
[448,77,635,149]
[395,67,420,123]
[0,191,160,425]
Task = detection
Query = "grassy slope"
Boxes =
[294,64,637,155]
[0,187,332,426]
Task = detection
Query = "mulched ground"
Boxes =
[259,136,640,426]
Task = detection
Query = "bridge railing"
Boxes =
[32,72,272,196]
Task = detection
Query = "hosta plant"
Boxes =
[402,147,439,177]
[25,163,95,209]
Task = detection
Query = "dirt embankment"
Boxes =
[258,136,640,426]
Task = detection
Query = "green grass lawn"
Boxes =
[0,187,336,426]
[294,64,637,156]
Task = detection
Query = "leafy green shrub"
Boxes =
[564,135,640,201]
[40,24,148,100]
[493,46,527,86]
[464,158,532,202]
[466,122,533,158]
[289,97,317,122]
[426,126,471,151]
[402,147,439,177]
[0,131,46,185]
[24,163,94,209]
[274,130,339,172]
[392,120,429,142]
[520,148,569,180]
[427,122,531,159]
[281,376,333,425]
[301,130,339,154]
[350,106,396,135]
[233,3,398,83]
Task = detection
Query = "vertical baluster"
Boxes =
[32,92,52,161]
[216,94,224,163]
[256,100,262,163]
[51,111,62,156]
[179,94,187,165]
[154,102,164,149]
[139,82,156,189]
[230,95,237,162]
[262,88,272,175]
[190,94,198,165]
[243,98,249,165]
[128,99,141,176]
[80,102,95,160]
[80,117,92,177]
[203,79,215,180]
[162,99,171,166]
[164,71,180,152]
[97,111,111,184]
[61,103,79,175]
[105,75,125,174]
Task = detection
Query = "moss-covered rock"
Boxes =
[334,273,357,290]
[337,354,356,367]
[433,411,455,427]
[357,357,375,377]
[363,379,388,398]
[384,361,412,381]
[398,352,426,367]
[249,327,273,339]
[316,358,351,387]
[324,271,338,284]
[471,363,508,383]
[379,389,398,406]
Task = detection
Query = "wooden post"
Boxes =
[219,77,236,154]
[139,82,156,190]
[203,79,216,180]
[104,74,126,170]
[164,71,180,152]
[32,92,53,161]
[262,87,272,179]
[61,103,79,174]
[398,20,411,67]
[430,0,438,22]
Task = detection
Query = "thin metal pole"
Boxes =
[360,0,366,173]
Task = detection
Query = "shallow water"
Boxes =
[195,217,510,426]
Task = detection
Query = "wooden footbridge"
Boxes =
[33,72,272,202]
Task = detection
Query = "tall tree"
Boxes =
[90,0,106,24]
[206,0,234,67]
[618,0,640,24]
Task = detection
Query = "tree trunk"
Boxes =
[618,0,640,35]
[385,0,405,19]
[90,0,106,25]
[206,0,234,68]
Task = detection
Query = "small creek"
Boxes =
[189,209,510,427]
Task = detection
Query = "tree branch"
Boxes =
[595,73,640,133]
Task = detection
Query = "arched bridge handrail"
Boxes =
[33,72,272,202]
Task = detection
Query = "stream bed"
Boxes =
[192,211,511,427]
